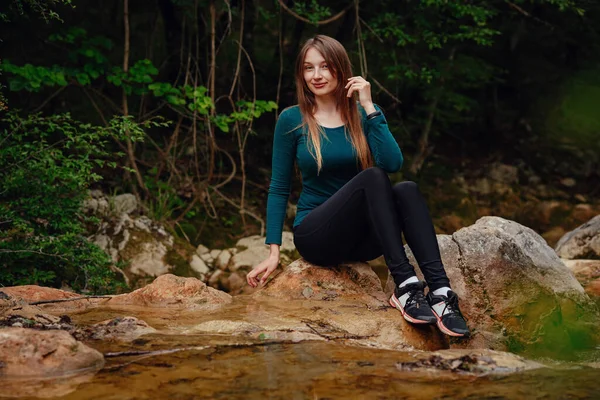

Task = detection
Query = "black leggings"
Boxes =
[293,167,450,291]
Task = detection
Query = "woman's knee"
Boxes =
[358,167,389,186]
[392,181,419,198]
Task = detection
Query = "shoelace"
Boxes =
[406,289,428,308]
[441,293,466,320]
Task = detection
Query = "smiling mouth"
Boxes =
[313,83,327,88]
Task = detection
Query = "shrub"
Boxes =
[0,112,143,293]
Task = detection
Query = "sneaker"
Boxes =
[389,281,437,324]
[427,291,470,337]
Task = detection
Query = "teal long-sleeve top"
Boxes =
[265,104,403,245]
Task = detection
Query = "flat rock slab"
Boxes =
[396,349,542,375]
[178,296,447,352]
[0,286,105,314]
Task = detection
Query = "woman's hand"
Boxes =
[246,255,280,288]
[345,76,376,114]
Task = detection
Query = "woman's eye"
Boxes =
[322,65,328,69]
[305,66,314,71]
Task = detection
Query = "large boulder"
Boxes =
[555,215,600,259]
[0,328,104,377]
[384,216,598,358]
[107,274,232,310]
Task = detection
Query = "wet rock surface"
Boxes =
[72,316,157,342]
[396,349,541,374]
[0,328,104,377]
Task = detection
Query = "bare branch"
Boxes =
[29,295,113,306]
[371,77,402,104]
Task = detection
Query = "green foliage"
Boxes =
[2,28,158,94]
[0,112,152,293]
[1,61,68,91]
[290,0,331,24]
[144,167,186,223]
[211,100,278,133]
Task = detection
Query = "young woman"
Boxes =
[246,35,468,337]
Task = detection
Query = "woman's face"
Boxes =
[303,47,337,98]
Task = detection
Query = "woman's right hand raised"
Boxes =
[246,255,280,288]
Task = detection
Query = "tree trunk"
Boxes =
[123,0,148,197]
[408,47,457,175]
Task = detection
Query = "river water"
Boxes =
[1,297,599,399]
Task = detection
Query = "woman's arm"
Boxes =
[264,108,297,245]
[248,109,296,287]
[346,77,403,173]
[364,104,404,173]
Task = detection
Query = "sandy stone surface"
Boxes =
[107,274,232,309]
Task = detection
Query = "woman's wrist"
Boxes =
[268,244,280,259]
[363,102,376,115]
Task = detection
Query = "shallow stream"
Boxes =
[1,296,599,400]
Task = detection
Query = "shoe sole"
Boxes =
[431,310,468,337]
[389,294,435,325]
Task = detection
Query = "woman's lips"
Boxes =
[313,82,327,89]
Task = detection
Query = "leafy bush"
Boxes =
[0,112,145,293]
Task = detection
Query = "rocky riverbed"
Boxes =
[1,216,600,399]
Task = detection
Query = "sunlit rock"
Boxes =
[255,259,386,306]
[0,286,101,314]
[107,274,232,309]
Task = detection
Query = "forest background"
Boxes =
[1,0,599,293]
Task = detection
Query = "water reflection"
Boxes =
[2,340,596,400]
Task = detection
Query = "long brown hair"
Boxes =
[295,35,372,173]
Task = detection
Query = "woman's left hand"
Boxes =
[345,76,376,114]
